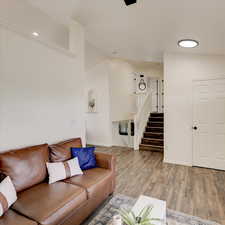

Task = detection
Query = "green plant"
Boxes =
[117,206,160,225]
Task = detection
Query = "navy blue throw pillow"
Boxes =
[71,147,96,170]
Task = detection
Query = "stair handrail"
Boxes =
[134,92,152,150]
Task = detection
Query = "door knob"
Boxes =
[193,126,198,130]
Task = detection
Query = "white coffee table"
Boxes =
[131,195,166,225]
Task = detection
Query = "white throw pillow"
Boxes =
[0,176,17,216]
[46,157,83,184]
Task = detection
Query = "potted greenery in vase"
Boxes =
[117,206,161,225]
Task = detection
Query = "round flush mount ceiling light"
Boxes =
[32,32,39,37]
[178,39,199,48]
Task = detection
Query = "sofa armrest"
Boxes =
[95,152,116,171]
[95,152,116,194]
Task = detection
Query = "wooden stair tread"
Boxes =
[148,123,163,127]
[139,144,164,152]
[146,126,163,129]
[150,113,164,116]
[142,138,163,141]
[144,132,164,135]
[149,119,163,122]
[140,144,163,148]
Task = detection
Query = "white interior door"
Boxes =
[150,79,164,113]
[150,79,158,112]
[193,79,225,170]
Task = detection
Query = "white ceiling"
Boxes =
[27,0,225,61]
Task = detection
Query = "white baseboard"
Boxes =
[163,158,192,167]
[86,142,112,148]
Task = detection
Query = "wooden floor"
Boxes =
[96,146,225,225]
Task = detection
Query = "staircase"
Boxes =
[139,113,164,152]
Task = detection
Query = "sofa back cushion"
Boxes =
[49,138,82,162]
[0,144,49,192]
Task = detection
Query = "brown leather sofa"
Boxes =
[0,138,116,225]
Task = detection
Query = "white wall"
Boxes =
[108,59,138,147]
[85,43,112,146]
[0,0,69,49]
[164,52,225,166]
[0,24,85,151]
[129,61,163,79]
[108,59,137,122]
[85,55,137,147]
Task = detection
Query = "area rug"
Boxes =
[83,194,221,225]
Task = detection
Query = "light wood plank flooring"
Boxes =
[96,146,225,225]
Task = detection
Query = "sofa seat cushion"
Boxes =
[12,182,87,225]
[0,144,49,192]
[0,209,37,225]
[64,168,113,199]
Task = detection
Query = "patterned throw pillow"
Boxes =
[46,157,83,184]
[71,147,97,170]
[0,176,17,216]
